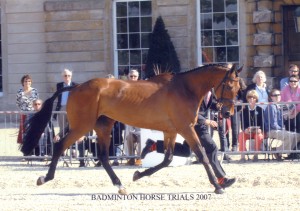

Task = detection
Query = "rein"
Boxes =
[212,69,239,109]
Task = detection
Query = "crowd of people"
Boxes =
[16,64,300,169]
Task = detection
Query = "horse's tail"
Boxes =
[20,85,77,155]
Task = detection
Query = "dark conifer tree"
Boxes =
[145,16,181,78]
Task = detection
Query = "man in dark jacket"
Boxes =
[55,68,77,136]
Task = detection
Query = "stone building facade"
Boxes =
[0,0,299,110]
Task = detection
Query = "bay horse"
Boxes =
[21,63,242,194]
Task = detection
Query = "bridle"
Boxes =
[212,70,240,111]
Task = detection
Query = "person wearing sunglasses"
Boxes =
[264,89,300,160]
[280,64,300,90]
[238,90,265,162]
[281,75,300,133]
[31,99,55,157]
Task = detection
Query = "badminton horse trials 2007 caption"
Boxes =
[91,193,212,201]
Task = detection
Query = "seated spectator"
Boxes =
[264,89,300,160]
[280,64,300,90]
[281,75,300,133]
[238,90,265,162]
[31,99,54,157]
[53,125,89,167]
[243,70,269,110]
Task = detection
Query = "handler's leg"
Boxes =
[195,124,236,189]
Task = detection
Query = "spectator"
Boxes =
[53,124,90,167]
[16,74,39,145]
[264,89,300,160]
[109,121,125,166]
[243,70,269,110]
[228,78,247,151]
[124,69,142,166]
[238,90,265,162]
[31,99,55,157]
[281,75,300,133]
[54,68,78,136]
[280,64,300,90]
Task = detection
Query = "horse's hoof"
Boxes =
[133,170,141,181]
[214,188,225,194]
[37,176,45,186]
[118,187,128,195]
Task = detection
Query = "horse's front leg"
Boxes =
[133,133,175,181]
[192,143,224,194]
[181,130,224,194]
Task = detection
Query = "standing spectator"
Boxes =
[264,89,300,160]
[16,74,39,144]
[281,75,300,133]
[227,78,247,152]
[124,69,142,166]
[280,64,300,90]
[238,90,265,162]
[54,68,78,137]
[243,70,269,110]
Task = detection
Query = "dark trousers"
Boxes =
[228,111,240,147]
[195,123,226,178]
[156,140,191,157]
[218,118,229,152]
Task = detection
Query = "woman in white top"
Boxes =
[16,74,39,144]
[243,70,269,110]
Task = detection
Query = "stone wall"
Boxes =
[44,0,109,93]
[245,0,296,88]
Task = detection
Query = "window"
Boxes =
[197,0,239,65]
[114,0,152,78]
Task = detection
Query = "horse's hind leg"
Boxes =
[133,133,176,181]
[37,131,84,186]
[94,116,127,195]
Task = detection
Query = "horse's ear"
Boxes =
[229,63,236,73]
[236,64,243,74]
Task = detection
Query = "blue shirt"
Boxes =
[264,104,283,132]
[61,83,71,106]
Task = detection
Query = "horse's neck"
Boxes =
[186,69,224,99]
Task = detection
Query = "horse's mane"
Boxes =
[146,63,230,82]
[176,63,229,75]
[146,72,174,83]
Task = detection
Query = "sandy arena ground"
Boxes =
[0,158,299,211]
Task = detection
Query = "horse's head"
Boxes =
[214,64,243,118]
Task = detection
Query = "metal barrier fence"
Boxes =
[219,101,300,160]
[0,101,300,166]
[0,111,131,166]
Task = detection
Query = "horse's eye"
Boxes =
[226,85,233,90]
